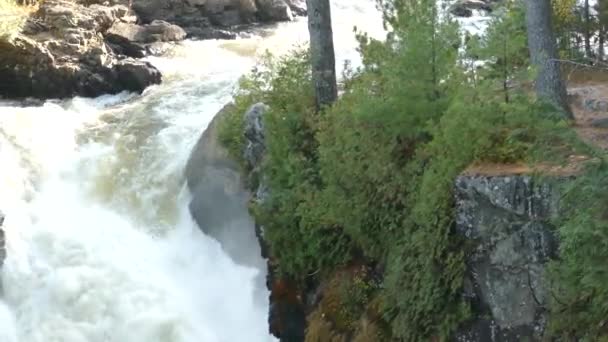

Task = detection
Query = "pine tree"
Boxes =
[306,0,338,110]
[584,0,593,58]
[524,0,573,119]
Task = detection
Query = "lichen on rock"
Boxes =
[453,173,567,341]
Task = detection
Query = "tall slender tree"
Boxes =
[597,0,608,60]
[306,0,338,110]
[584,0,593,58]
[524,0,573,119]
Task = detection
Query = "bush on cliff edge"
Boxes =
[218,0,592,339]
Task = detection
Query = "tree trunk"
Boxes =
[306,0,337,110]
[524,0,573,119]
[585,0,592,58]
[599,27,605,61]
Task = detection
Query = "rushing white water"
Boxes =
[0,1,384,341]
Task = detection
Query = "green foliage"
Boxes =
[217,51,280,167]
[465,0,529,102]
[338,268,379,330]
[221,49,354,277]
[547,160,608,341]
[318,266,381,332]
[217,0,596,340]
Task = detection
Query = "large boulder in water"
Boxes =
[185,104,265,270]
[0,0,162,99]
[105,20,186,57]
[256,0,293,21]
[106,20,187,43]
[186,102,306,341]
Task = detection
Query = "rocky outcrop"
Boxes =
[241,103,306,342]
[132,0,301,38]
[186,103,305,341]
[453,172,567,341]
[186,99,577,342]
[107,20,186,43]
[0,0,163,99]
[450,0,499,17]
[105,20,186,57]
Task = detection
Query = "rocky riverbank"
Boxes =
[0,0,304,99]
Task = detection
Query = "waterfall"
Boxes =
[0,1,384,341]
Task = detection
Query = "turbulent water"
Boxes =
[0,1,384,341]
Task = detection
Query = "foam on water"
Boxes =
[0,52,271,341]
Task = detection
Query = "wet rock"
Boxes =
[453,174,566,341]
[106,20,186,43]
[285,0,306,16]
[145,42,175,56]
[186,102,305,341]
[184,26,238,39]
[208,8,245,26]
[185,104,265,269]
[257,0,293,22]
[113,59,161,91]
[128,0,297,39]
[0,0,162,99]
[450,0,494,17]
[105,20,186,57]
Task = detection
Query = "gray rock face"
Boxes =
[185,103,265,270]
[0,0,162,99]
[453,174,564,341]
[186,103,306,340]
[243,103,268,171]
[107,20,186,43]
[105,20,186,57]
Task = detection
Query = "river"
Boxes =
[0,1,384,341]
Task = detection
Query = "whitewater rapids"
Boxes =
[0,1,384,341]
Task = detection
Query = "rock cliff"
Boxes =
[453,170,569,341]
[186,103,571,341]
